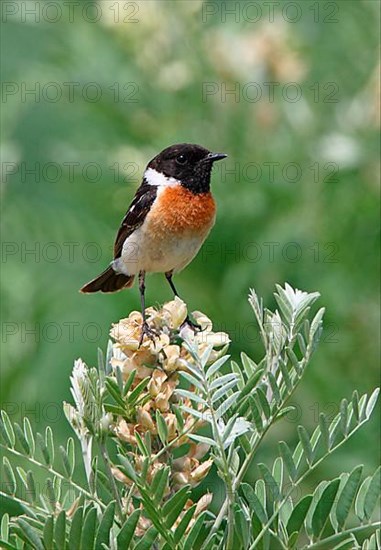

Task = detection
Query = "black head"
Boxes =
[145,143,227,193]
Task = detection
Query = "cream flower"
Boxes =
[162,297,188,329]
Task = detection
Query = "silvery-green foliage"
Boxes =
[0,284,379,550]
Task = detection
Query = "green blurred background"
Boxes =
[1,0,380,492]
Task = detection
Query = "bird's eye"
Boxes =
[176,154,187,165]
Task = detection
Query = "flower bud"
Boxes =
[190,459,213,483]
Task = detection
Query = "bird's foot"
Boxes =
[139,321,158,347]
[181,315,202,332]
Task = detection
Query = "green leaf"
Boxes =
[80,507,97,550]
[163,486,191,528]
[267,372,281,403]
[256,387,271,419]
[23,418,35,457]
[68,507,83,550]
[53,475,62,503]
[249,396,263,432]
[183,511,208,550]
[205,354,230,379]
[123,369,136,396]
[173,405,184,431]
[115,365,124,391]
[235,368,265,413]
[212,378,239,403]
[241,351,257,377]
[60,445,72,478]
[216,391,240,418]
[66,437,75,477]
[135,431,149,456]
[95,501,115,550]
[200,344,214,368]
[43,515,54,550]
[36,432,50,465]
[46,426,54,466]
[355,476,371,521]
[287,494,313,535]
[152,466,170,504]
[231,360,245,390]
[128,377,150,405]
[14,423,30,455]
[0,411,15,447]
[180,405,206,422]
[340,399,349,435]
[336,465,363,528]
[234,503,250,549]
[279,441,297,482]
[0,541,18,550]
[311,478,340,537]
[255,479,266,512]
[279,360,293,393]
[46,478,56,509]
[16,466,27,490]
[258,463,280,502]
[365,388,379,419]
[3,457,16,495]
[54,511,66,550]
[26,471,37,503]
[182,359,203,381]
[242,483,267,524]
[210,373,238,392]
[176,389,207,405]
[174,504,196,544]
[105,378,126,408]
[188,434,217,447]
[138,486,172,541]
[134,526,158,550]
[117,454,137,482]
[319,413,330,450]
[310,308,325,340]
[297,425,313,464]
[179,370,205,390]
[279,496,293,528]
[1,514,9,542]
[17,518,44,550]
[364,466,381,520]
[351,390,360,421]
[155,410,168,445]
[272,457,283,491]
[117,510,140,549]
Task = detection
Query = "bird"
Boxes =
[80,143,227,343]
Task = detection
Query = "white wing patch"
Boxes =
[144,167,178,187]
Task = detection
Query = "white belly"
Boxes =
[112,226,204,275]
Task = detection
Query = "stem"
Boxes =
[248,418,373,550]
[149,417,199,464]
[80,434,93,491]
[203,380,235,549]
[305,522,381,549]
[0,443,105,510]
[203,346,316,548]
[99,441,124,521]
[0,490,48,516]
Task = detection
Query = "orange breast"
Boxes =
[147,186,216,239]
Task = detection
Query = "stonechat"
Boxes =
[80,143,227,342]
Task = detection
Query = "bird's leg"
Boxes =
[138,270,156,346]
[164,271,201,331]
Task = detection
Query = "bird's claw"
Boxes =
[139,321,158,347]
[181,315,202,332]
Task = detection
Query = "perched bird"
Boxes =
[80,143,227,342]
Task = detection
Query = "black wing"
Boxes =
[113,183,157,259]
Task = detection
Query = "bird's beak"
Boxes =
[206,152,228,163]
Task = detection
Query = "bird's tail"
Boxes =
[80,266,135,293]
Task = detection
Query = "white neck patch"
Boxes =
[144,167,178,187]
